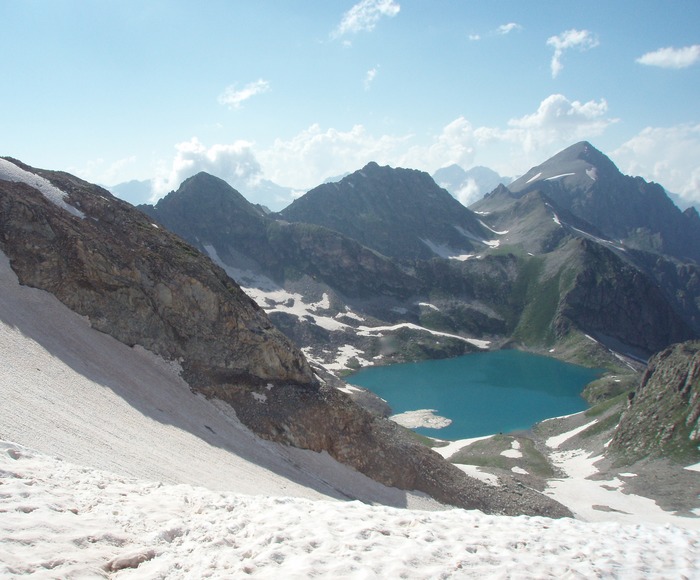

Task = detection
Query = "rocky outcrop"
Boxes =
[0,162,312,387]
[206,378,571,517]
[609,341,700,463]
[558,240,696,355]
[0,158,571,517]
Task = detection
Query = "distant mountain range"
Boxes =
[139,142,700,375]
[110,162,511,212]
[433,164,511,206]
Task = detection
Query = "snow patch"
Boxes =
[478,219,509,236]
[389,409,452,429]
[356,322,490,349]
[501,439,523,458]
[525,171,543,184]
[546,419,599,450]
[0,158,85,218]
[453,463,501,486]
[421,238,474,261]
[251,392,268,403]
[8,443,697,578]
[545,172,576,181]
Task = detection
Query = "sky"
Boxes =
[2,0,700,208]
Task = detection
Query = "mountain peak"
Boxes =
[508,141,619,195]
[279,163,494,261]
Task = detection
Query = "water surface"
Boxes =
[348,350,601,439]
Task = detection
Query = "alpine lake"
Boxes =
[347,349,603,440]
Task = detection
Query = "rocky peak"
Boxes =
[504,142,700,263]
[279,162,495,261]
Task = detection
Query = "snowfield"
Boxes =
[2,247,700,578]
[3,440,700,579]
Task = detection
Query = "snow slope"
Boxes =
[2,440,699,578]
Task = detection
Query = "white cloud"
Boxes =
[153,138,263,197]
[399,95,614,179]
[72,156,138,186]
[546,29,599,78]
[218,79,270,109]
[636,45,700,69]
[153,95,615,196]
[612,124,700,203]
[469,23,521,41]
[259,124,408,189]
[333,0,400,38]
[402,117,477,171]
[454,178,481,206]
[364,66,379,90]
[497,23,522,35]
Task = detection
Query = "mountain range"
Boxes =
[139,142,700,376]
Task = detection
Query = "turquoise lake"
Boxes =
[348,350,602,439]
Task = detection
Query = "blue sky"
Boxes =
[2,0,700,207]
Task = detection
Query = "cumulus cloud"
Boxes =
[402,117,478,171]
[400,94,614,179]
[218,79,270,109]
[153,138,263,197]
[454,178,481,206]
[612,124,700,203]
[497,23,522,35]
[333,0,400,38]
[546,29,599,78]
[259,124,408,189]
[153,95,616,196]
[636,45,700,69]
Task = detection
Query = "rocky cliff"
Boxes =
[609,341,700,463]
[0,157,570,517]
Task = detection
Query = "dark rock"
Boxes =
[609,341,700,463]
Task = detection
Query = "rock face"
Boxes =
[279,162,495,261]
[0,157,571,517]
[610,341,700,463]
[0,160,312,388]
[558,240,696,354]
